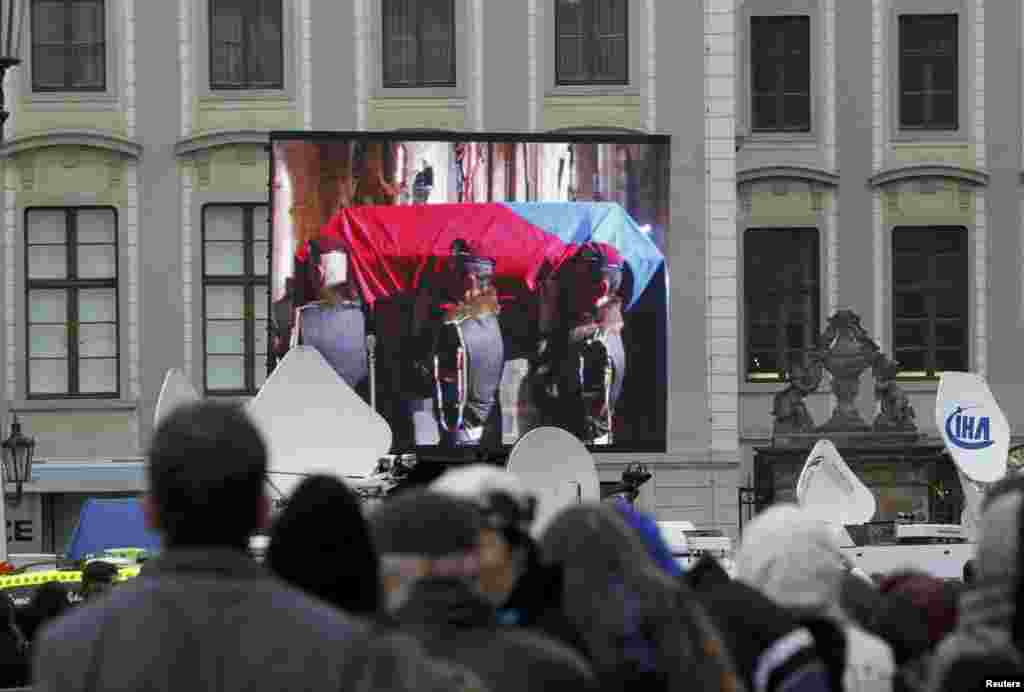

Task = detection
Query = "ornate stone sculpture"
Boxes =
[815,310,880,432]
[772,357,824,434]
[770,309,918,439]
[872,355,917,432]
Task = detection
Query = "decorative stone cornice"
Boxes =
[737,164,839,187]
[175,130,270,157]
[869,163,989,188]
[0,130,143,159]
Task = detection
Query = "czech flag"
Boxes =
[313,201,664,310]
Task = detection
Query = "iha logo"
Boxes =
[946,405,994,450]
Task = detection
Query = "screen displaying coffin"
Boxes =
[268,133,669,452]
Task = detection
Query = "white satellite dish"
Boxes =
[506,426,600,537]
[936,372,1008,484]
[153,369,201,428]
[796,439,877,526]
[247,346,392,501]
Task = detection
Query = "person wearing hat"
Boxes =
[290,234,372,403]
[80,561,120,602]
[369,489,596,692]
[429,465,583,649]
[533,241,627,446]
[404,239,504,447]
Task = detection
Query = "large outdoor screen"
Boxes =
[268,131,669,453]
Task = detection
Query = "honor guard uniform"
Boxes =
[537,242,627,446]
[290,237,371,402]
[405,240,505,448]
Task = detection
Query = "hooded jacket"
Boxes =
[735,504,895,692]
[926,492,1024,692]
[390,577,597,692]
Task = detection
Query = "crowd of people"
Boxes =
[0,400,1020,691]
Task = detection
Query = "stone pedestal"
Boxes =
[753,443,962,524]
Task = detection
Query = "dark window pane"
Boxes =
[893,252,928,284]
[934,348,966,373]
[929,93,957,128]
[934,230,965,254]
[894,321,927,348]
[893,231,926,253]
[934,255,966,284]
[247,1,283,87]
[750,16,809,133]
[895,349,927,373]
[785,323,810,349]
[210,0,283,89]
[935,322,966,349]
[894,292,927,319]
[749,351,782,375]
[748,324,778,350]
[899,14,958,130]
[933,288,966,319]
[783,94,810,130]
[383,0,454,87]
[556,0,628,85]
[31,0,107,91]
[752,94,779,130]
[745,229,819,379]
[901,93,924,128]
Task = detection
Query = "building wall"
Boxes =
[7,0,1021,542]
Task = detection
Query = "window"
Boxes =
[892,226,968,378]
[25,208,119,398]
[202,204,270,395]
[555,0,628,86]
[210,0,284,90]
[745,228,820,381]
[898,14,958,131]
[30,0,106,92]
[750,16,811,132]
[382,0,455,88]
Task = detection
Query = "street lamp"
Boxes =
[0,414,33,564]
[1,414,34,505]
[0,0,27,139]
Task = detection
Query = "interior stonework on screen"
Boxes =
[270,135,669,453]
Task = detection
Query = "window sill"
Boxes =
[372,87,463,100]
[24,91,120,108]
[12,398,138,412]
[741,132,819,148]
[889,130,968,144]
[545,85,640,98]
[198,92,294,109]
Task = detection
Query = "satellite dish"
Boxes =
[506,426,600,536]
[246,346,392,501]
[796,439,877,526]
[936,372,1009,484]
[154,369,201,429]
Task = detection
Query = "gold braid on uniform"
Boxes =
[569,297,624,344]
[443,286,501,323]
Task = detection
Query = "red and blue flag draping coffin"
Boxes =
[301,202,664,310]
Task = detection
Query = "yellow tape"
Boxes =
[0,566,140,590]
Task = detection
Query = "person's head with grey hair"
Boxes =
[368,489,484,613]
[540,503,741,691]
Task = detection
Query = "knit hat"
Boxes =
[877,572,958,649]
[370,489,483,579]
